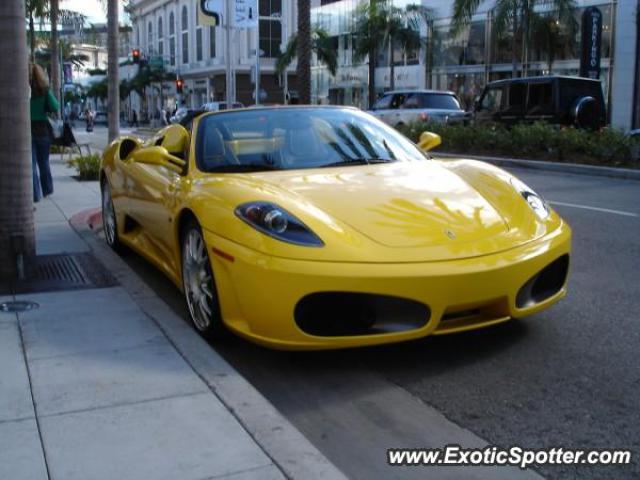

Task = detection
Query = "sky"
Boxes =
[60,0,126,24]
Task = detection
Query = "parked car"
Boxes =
[101,106,571,349]
[473,76,606,130]
[93,111,108,125]
[370,90,468,128]
[201,101,245,112]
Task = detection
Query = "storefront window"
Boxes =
[433,21,485,67]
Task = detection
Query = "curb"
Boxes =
[433,152,640,181]
[70,210,348,480]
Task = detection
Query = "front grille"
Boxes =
[294,292,430,337]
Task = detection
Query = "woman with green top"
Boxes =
[30,63,59,202]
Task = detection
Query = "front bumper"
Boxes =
[203,222,571,350]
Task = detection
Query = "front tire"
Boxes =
[101,180,125,253]
[181,221,226,339]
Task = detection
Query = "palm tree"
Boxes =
[107,0,119,141]
[0,0,35,280]
[452,0,576,77]
[276,27,338,81]
[296,0,312,104]
[26,0,48,59]
[353,0,393,108]
[50,0,60,105]
[530,9,577,71]
[386,6,427,91]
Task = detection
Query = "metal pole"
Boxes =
[283,9,288,104]
[225,1,233,104]
[59,41,64,118]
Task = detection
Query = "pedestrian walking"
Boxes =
[29,63,58,203]
[131,109,139,128]
[160,107,168,126]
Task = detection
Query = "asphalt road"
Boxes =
[90,123,639,480]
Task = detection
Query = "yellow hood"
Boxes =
[194,160,558,262]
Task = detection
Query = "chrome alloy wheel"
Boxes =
[182,228,215,332]
[102,183,117,246]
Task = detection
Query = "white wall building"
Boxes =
[127,0,300,120]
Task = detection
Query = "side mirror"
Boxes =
[417,131,442,152]
[131,146,186,174]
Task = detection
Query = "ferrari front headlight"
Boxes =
[510,177,550,220]
[235,202,324,247]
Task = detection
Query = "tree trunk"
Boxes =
[296,0,311,104]
[107,0,120,141]
[50,0,60,107]
[29,12,36,60]
[511,7,519,77]
[425,21,433,89]
[368,44,376,109]
[0,0,36,281]
[389,37,395,91]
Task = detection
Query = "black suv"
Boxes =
[474,76,606,129]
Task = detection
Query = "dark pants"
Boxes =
[32,135,53,202]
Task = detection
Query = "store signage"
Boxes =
[580,6,602,79]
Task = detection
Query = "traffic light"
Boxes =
[132,48,140,64]
[176,78,184,94]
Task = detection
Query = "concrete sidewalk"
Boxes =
[0,157,345,479]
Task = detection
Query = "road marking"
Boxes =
[549,201,639,218]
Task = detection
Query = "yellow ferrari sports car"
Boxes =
[100,106,571,350]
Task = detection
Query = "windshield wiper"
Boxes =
[321,158,394,168]
[208,163,282,172]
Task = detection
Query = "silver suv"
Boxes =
[370,90,467,128]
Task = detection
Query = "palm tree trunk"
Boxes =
[107,0,119,141]
[29,12,36,60]
[0,0,36,281]
[389,38,395,91]
[368,44,376,109]
[50,0,60,107]
[512,6,519,77]
[296,0,311,104]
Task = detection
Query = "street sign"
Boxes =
[232,0,258,29]
[200,0,222,26]
[149,56,165,68]
[200,0,257,28]
[580,6,603,79]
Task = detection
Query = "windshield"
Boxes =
[196,108,428,172]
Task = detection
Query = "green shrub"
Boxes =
[397,122,639,168]
[67,154,101,181]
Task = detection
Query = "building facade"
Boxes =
[311,0,639,131]
[127,0,299,118]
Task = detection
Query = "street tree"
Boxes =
[50,0,59,105]
[530,10,578,71]
[353,0,387,108]
[296,0,312,104]
[107,0,119,141]
[0,0,35,281]
[276,27,338,80]
[451,0,576,77]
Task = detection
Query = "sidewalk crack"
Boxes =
[17,314,52,480]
